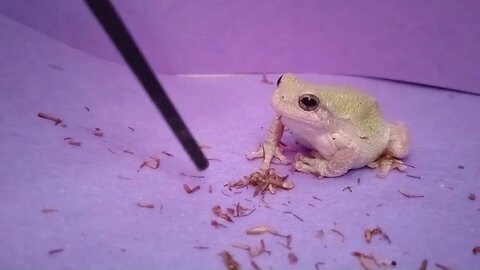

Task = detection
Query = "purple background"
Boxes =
[1,1,480,269]
[1,0,480,93]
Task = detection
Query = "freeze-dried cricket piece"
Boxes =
[457,165,464,169]
[180,172,205,179]
[161,151,174,157]
[251,260,261,270]
[138,156,160,171]
[128,127,135,132]
[84,106,90,112]
[312,196,323,201]
[406,174,421,179]
[137,202,154,208]
[261,74,274,85]
[473,246,480,255]
[183,184,201,194]
[434,263,452,270]
[123,150,134,155]
[93,128,104,137]
[41,208,58,213]
[234,202,256,217]
[351,251,396,270]
[67,139,82,146]
[468,193,476,201]
[233,240,270,258]
[288,252,298,264]
[219,251,240,270]
[228,179,249,190]
[37,112,65,126]
[315,262,325,270]
[246,225,278,235]
[48,248,64,255]
[419,259,428,270]
[282,211,304,222]
[247,168,294,196]
[63,137,73,140]
[342,186,353,192]
[193,246,209,250]
[212,205,234,222]
[211,220,227,229]
[364,227,391,244]
[398,189,424,198]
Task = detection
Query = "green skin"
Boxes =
[247,74,410,178]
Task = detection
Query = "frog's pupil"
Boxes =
[302,97,317,107]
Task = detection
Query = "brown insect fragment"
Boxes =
[352,252,396,270]
[312,196,323,201]
[419,259,428,270]
[468,193,476,201]
[107,148,115,154]
[193,246,209,250]
[219,251,240,270]
[331,229,346,243]
[315,262,325,270]
[67,140,82,146]
[282,211,304,222]
[434,263,452,270]
[37,112,64,126]
[93,129,104,137]
[308,203,315,207]
[288,252,298,264]
[473,246,480,255]
[407,174,422,179]
[342,186,353,192]
[228,179,249,190]
[48,248,64,255]
[161,151,174,157]
[128,126,135,132]
[138,156,160,171]
[183,184,201,194]
[234,203,256,217]
[247,168,294,197]
[212,205,234,222]
[285,234,292,249]
[251,260,261,270]
[260,74,274,85]
[458,165,465,169]
[137,202,154,208]
[84,106,90,112]
[246,225,278,235]
[180,172,205,179]
[123,150,134,155]
[211,220,227,229]
[364,227,391,244]
[398,189,424,198]
[41,208,58,213]
[63,137,73,140]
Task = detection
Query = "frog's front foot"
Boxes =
[368,154,407,178]
[246,143,289,171]
[294,148,358,178]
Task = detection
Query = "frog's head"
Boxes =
[272,74,332,129]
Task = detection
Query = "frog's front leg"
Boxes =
[246,116,289,170]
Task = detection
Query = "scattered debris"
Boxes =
[434,263,452,270]
[84,106,90,112]
[419,259,428,270]
[200,144,212,149]
[66,139,82,146]
[209,185,213,193]
[47,63,63,70]
[282,211,304,222]
[48,248,64,255]
[183,184,201,194]
[208,158,222,162]
[312,196,323,201]
[342,186,353,192]
[457,165,465,169]
[123,150,134,155]
[233,239,270,258]
[117,175,132,180]
[219,251,240,270]
[193,246,209,250]
[137,202,154,208]
[260,74,274,85]
[212,205,234,222]
[37,112,65,126]
[160,151,174,157]
[407,175,422,179]
[357,178,361,185]
[246,225,279,236]
[315,262,325,270]
[473,246,480,255]
[108,148,115,154]
[211,220,227,229]
[331,229,346,243]
[352,251,396,270]
[180,172,205,179]
[317,229,345,243]
[138,156,160,171]
[93,128,104,137]
[128,127,135,132]
[308,203,315,207]
[364,227,391,244]
[397,189,424,198]
[246,168,294,196]
[251,260,261,270]
[288,252,298,264]
[41,208,58,213]
[469,193,476,201]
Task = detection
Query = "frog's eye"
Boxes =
[298,94,320,111]
[276,75,283,86]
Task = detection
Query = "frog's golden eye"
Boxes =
[298,94,320,111]
[276,75,283,86]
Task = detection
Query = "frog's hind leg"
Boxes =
[295,148,359,178]
[369,122,411,177]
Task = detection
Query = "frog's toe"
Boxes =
[371,154,407,178]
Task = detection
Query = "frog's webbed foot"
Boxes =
[246,143,289,170]
[294,148,358,178]
[368,154,407,178]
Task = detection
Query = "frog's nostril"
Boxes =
[281,95,285,99]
